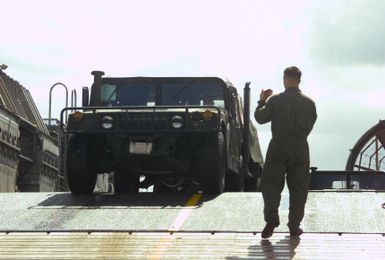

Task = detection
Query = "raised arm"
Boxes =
[254,89,274,124]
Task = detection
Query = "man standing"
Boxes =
[255,66,317,239]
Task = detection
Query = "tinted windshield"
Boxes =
[100,80,225,107]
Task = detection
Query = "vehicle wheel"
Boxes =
[244,173,260,192]
[200,132,226,194]
[67,136,97,195]
[244,162,262,192]
[225,169,245,192]
[114,170,140,194]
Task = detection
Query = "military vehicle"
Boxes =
[61,71,264,194]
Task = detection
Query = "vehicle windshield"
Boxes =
[100,80,225,107]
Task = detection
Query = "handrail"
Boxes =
[48,83,68,126]
[71,89,77,107]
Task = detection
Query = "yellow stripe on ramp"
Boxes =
[168,193,202,232]
[149,193,202,260]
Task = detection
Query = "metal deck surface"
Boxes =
[1,232,385,259]
[0,191,384,259]
[0,192,384,233]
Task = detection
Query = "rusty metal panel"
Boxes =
[0,232,385,259]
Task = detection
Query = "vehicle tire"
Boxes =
[244,162,262,192]
[244,173,259,192]
[200,132,226,194]
[225,169,245,192]
[114,170,140,194]
[67,136,97,195]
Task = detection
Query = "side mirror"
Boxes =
[82,87,89,107]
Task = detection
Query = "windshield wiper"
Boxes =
[105,79,125,103]
[171,78,198,99]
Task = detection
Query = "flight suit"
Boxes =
[255,87,317,228]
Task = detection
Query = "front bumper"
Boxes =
[61,106,222,134]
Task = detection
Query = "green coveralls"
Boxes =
[254,87,317,228]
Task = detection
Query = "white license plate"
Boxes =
[129,142,152,154]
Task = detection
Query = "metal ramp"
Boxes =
[1,232,385,259]
[0,192,384,259]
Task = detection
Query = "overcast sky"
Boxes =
[1,0,384,170]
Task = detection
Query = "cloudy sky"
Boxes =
[1,0,384,170]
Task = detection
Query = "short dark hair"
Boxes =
[284,66,302,80]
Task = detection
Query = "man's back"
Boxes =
[255,66,317,239]
[268,88,317,140]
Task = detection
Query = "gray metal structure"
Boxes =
[0,70,60,192]
[310,120,385,191]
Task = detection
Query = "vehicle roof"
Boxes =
[100,76,231,87]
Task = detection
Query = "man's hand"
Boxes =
[260,89,273,101]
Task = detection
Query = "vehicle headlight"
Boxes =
[101,115,114,129]
[202,110,214,121]
[171,115,183,129]
[72,111,84,122]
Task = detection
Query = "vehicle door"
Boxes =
[227,88,242,173]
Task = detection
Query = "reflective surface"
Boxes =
[0,192,385,259]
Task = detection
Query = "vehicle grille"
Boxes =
[117,113,170,131]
